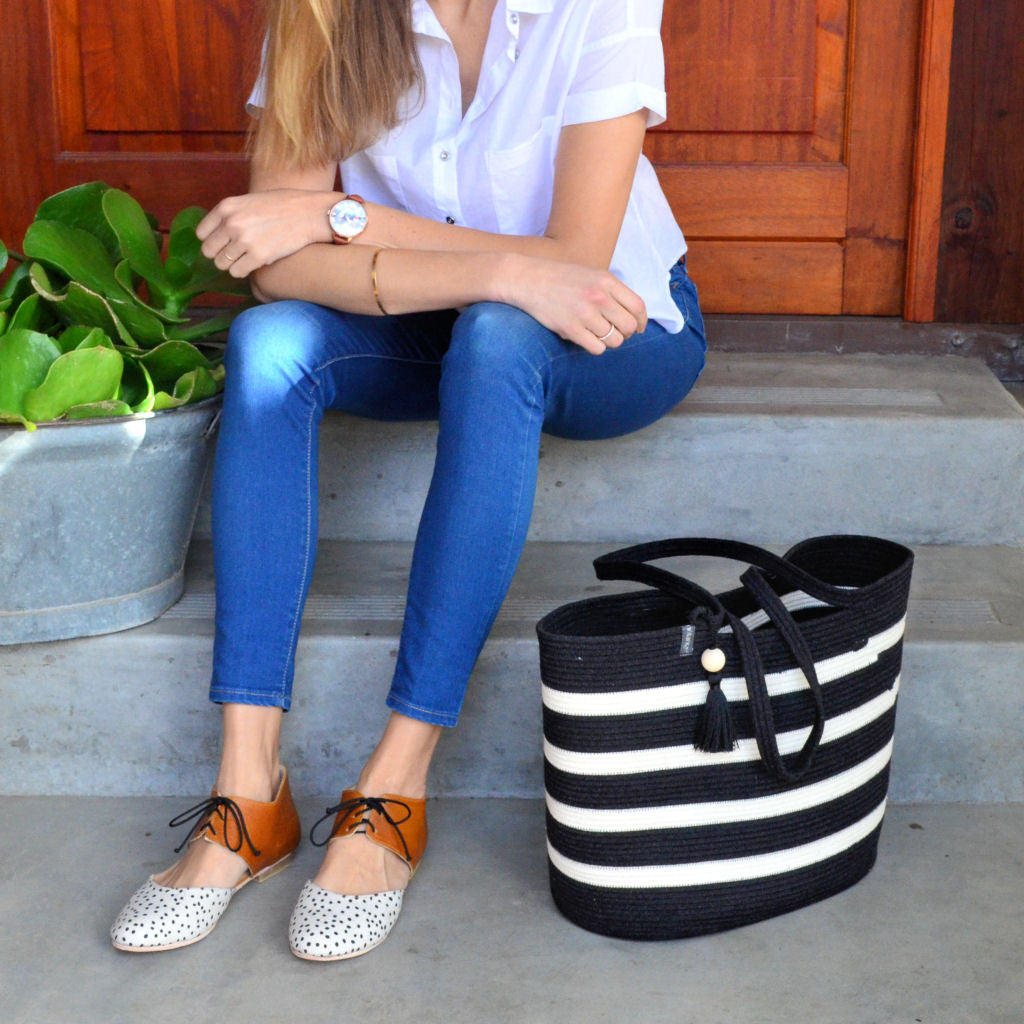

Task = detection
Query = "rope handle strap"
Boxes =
[592,539,842,782]
[592,537,860,610]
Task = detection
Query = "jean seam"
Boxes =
[278,380,319,699]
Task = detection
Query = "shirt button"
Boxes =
[439,150,450,161]
[514,48,520,59]
[510,12,518,24]
[446,216,456,224]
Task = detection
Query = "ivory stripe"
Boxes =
[721,590,832,634]
[546,738,893,833]
[547,801,888,889]
[544,677,899,777]
[541,617,905,718]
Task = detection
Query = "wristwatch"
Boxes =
[328,195,368,244]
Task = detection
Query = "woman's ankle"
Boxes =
[215,761,282,803]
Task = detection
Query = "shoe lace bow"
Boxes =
[168,796,263,857]
[309,795,413,861]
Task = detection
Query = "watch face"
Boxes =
[329,198,368,240]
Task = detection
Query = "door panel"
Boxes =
[4,0,922,317]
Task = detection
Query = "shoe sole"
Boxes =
[111,850,297,954]
[290,929,393,962]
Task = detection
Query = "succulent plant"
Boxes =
[0,182,250,430]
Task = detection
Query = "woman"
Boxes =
[111,0,705,960]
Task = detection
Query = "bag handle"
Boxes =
[594,539,836,781]
[736,568,827,781]
[593,537,859,609]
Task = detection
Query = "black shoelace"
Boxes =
[309,795,413,861]
[168,796,263,857]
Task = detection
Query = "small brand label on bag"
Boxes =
[679,624,696,656]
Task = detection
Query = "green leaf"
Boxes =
[72,326,115,350]
[65,399,134,419]
[169,207,206,247]
[7,293,44,333]
[130,339,216,390]
[24,220,132,303]
[152,365,218,410]
[102,189,173,296]
[0,312,7,334]
[113,260,187,324]
[23,345,124,422]
[57,325,103,353]
[30,264,139,347]
[120,353,156,412]
[167,308,241,342]
[0,238,7,274]
[1,262,34,306]
[0,409,36,430]
[0,328,62,417]
[34,182,120,258]
[164,255,193,288]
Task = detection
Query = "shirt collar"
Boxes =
[413,0,555,35]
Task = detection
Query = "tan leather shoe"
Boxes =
[289,790,427,961]
[111,769,301,952]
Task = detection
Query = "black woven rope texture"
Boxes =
[542,645,903,754]
[537,534,913,939]
[544,707,897,809]
[546,772,892,866]
[548,829,882,941]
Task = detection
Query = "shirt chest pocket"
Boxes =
[485,128,555,237]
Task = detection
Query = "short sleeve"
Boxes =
[563,0,667,128]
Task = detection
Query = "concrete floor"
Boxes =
[0,797,1021,1024]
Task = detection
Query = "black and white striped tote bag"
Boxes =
[537,535,914,940]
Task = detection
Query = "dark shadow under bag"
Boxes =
[536,535,914,940]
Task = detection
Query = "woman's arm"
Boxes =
[199,111,648,274]
[196,111,650,351]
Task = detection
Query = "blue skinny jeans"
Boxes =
[208,259,706,726]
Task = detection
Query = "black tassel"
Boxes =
[693,677,737,753]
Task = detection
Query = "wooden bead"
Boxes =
[701,647,726,673]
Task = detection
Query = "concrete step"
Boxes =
[4,539,1022,802]
[1,795,1021,1024]
[192,352,1024,546]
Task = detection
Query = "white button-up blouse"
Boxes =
[249,0,687,332]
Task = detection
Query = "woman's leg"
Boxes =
[315,263,705,894]
[387,260,706,726]
[162,300,454,887]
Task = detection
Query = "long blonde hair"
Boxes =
[251,0,423,169]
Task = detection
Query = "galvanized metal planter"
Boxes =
[0,397,221,644]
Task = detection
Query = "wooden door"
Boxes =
[649,0,922,315]
[4,0,922,316]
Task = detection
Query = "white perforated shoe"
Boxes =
[111,878,233,952]
[111,771,301,953]
[288,790,427,961]
[289,881,404,960]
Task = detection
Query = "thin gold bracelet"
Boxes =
[371,248,389,316]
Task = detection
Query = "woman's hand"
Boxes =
[196,189,338,279]
[499,253,648,355]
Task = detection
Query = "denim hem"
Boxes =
[209,687,291,712]
[385,693,459,728]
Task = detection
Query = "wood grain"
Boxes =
[843,0,922,314]
[663,0,816,133]
[905,0,956,321]
[688,241,844,315]
[659,165,848,239]
[1,0,59,244]
[935,0,1024,323]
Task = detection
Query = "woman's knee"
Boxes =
[225,300,332,389]
[445,302,556,382]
